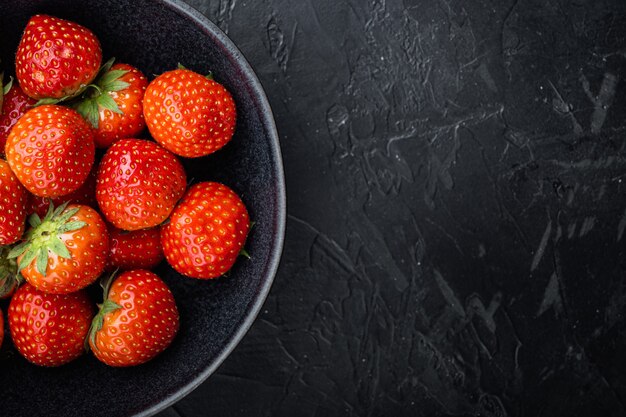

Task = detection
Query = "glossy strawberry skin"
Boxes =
[107,225,163,270]
[5,105,95,198]
[8,283,94,367]
[0,159,28,245]
[89,270,179,367]
[0,83,35,153]
[19,204,109,294]
[15,15,102,100]
[29,166,97,218]
[161,182,250,279]
[93,63,148,148]
[96,139,186,231]
[143,69,236,158]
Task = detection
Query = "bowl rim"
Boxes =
[135,1,286,416]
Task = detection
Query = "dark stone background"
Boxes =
[160,0,626,416]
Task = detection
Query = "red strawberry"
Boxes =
[96,138,186,230]
[0,80,35,153]
[15,15,102,100]
[75,60,148,148]
[143,68,236,158]
[161,182,250,279]
[9,203,109,294]
[0,245,21,299]
[8,283,94,366]
[29,166,97,218]
[88,270,179,367]
[0,159,28,245]
[107,225,163,270]
[5,104,95,198]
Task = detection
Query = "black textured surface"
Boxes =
[0,1,284,417]
[157,0,626,416]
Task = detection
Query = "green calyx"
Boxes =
[8,202,86,276]
[3,76,13,96]
[86,270,122,352]
[0,246,22,298]
[73,57,130,128]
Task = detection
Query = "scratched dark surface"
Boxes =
[159,0,626,416]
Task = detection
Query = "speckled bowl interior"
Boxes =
[0,1,285,416]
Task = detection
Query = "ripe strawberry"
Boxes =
[74,60,148,148]
[107,225,163,270]
[0,159,28,245]
[5,104,95,198]
[8,283,94,366]
[9,203,109,294]
[29,166,97,218]
[161,182,250,279]
[15,15,102,100]
[0,245,21,299]
[96,139,186,230]
[143,68,236,158]
[89,270,179,367]
[0,80,35,153]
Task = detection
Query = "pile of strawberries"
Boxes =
[0,15,250,367]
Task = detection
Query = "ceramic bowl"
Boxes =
[0,1,285,416]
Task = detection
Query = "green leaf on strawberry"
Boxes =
[8,202,86,275]
[73,58,130,129]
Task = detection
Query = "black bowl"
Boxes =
[0,1,286,416]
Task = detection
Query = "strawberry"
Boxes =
[107,225,163,270]
[9,203,109,294]
[5,104,95,198]
[0,245,21,299]
[15,15,102,100]
[161,182,250,279]
[143,68,236,158]
[0,79,35,153]
[8,283,94,366]
[96,138,186,230]
[74,60,148,148]
[29,166,97,218]
[88,270,179,367]
[0,159,28,245]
